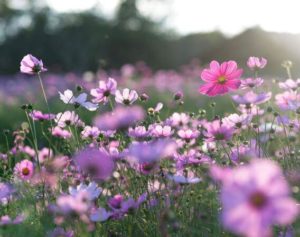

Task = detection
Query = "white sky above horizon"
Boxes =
[45,0,300,36]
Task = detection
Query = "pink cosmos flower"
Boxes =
[240,78,264,90]
[203,120,234,142]
[222,113,252,129]
[177,128,199,141]
[199,60,243,96]
[149,124,173,137]
[278,79,300,91]
[128,126,149,139]
[20,54,47,74]
[90,77,117,104]
[247,56,267,70]
[213,159,299,237]
[14,160,34,180]
[81,126,100,139]
[115,88,138,105]
[166,112,190,127]
[51,126,72,139]
[29,110,55,121]
[275,91,300,111]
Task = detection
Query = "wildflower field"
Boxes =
[0,55,299,237]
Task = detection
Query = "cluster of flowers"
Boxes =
[0,54,299,237]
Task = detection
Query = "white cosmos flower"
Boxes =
[59,89,98,111]
[69,182,102,201]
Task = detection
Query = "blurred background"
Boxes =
[0,0,300,144]
[1,0,300,76]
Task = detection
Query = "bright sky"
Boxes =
[46,0,300,35]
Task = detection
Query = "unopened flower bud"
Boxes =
[173,91,183,101]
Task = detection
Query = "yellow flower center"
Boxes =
[218,76,227,84]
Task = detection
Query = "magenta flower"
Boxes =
[74,148,115,181]
[14,160,34,180]
[199,60,243,96]
[115,88,138,105]
[203,120,234,142]
[214,160,299,237]
[247,56,267,70]
[20,54,47,74]
[90,77,117,104]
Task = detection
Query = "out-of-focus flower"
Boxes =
[14,160,34,180]
[232,91,272,105]
[90,207,112,222]
[125,139,177,174]
[81,126,100,139]
[149,124,173,137]
[275,91,300,111]
[203,120,234,142]
[29,110,55,121]
[55,111,81,128]
[74,148,115,181]
[51,126,72,139]
[38,147,53,163]
[166,112,190,127]
[278,79,300,91]
[20,54,47,74]
[128,126,149,139]
[106,193,147,219]
[177,128,199,141]
[0,215,24,226]
[199,60,243,96]
[59,89,98,111]
[69,182,102,201]
[222,113,252,129]
[240,78,264,89]
[47,227,74,237]
[115,88,138,105]
[167,170,201,184]
[213,159,299,237]
[238,104,264,115]
[0,183,14,205]
[90,78,117,104]
[94,106,145,131]
[247,56,267,70]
